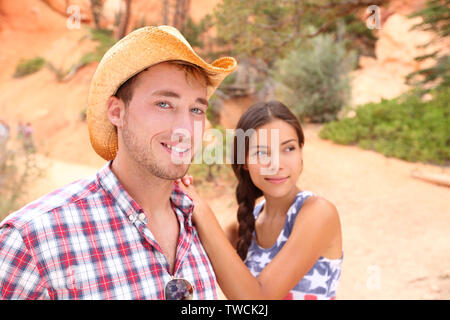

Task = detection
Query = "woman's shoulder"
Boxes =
[297,191,337,210]
[294,192,340,230]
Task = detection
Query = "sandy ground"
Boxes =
[1,0,448,300]
[17,123,450,300]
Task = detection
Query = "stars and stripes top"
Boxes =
[0,161,218,300]
[244,190,343,300]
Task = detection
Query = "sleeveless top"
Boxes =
[244,191,343,300]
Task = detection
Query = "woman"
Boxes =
[179,101,343,300]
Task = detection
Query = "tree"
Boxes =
[90,0,103,29]
[272,33,357,123]
[173,0,191,30]
[117,0,132,40]
[163,0,169,25]
[213,0,383,68]
[407,0,450,92]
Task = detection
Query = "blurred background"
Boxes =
[0,0,449,299]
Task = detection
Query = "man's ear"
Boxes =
[107,96,125,129]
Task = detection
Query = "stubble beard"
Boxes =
[121,110,190,181]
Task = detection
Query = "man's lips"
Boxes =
[264,176,289,184]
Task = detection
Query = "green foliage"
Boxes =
[0,140,44,221]
[407,52,450,92]
[214,0,298,66]
[213,0,378,67]
[80,28,117,65]
[47,28,117,82]
[14,57,46,78]
[181,15,214,49]
[319,88,450,164]
[335,14,378,57]
[272,33,357,123]
[206,96,222,127]
[407,0,450,91]
[189,125,234,183]
[409,0,450,37]
[41,27,117,82]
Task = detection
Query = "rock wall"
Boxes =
[350,0,449,106]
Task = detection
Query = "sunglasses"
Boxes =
[164,277,194,300]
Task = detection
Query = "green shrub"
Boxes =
[14,57,46,78]
[1,139,44,221]
[48,28,117,82]
[272,33,357,123]
[319,88,450,164]
[79,28,117,66]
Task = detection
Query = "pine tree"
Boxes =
[407,0,450,91]
[213,0,382,68]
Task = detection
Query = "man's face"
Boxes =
[116,62,208,180]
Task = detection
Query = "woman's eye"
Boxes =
[157,101,170,109]
[285,146,296,152]
[191,107,204,115]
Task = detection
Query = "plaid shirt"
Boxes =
[0,161,218,300]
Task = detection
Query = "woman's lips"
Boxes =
[264,176,289,184]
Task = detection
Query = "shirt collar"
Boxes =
[97,161,194,222]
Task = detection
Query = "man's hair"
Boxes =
[115,60,214,106]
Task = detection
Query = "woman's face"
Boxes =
[246,119,303,199]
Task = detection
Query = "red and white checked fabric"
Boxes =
[0,162,218,300]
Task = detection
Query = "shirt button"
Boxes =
[138,213,146,222]
[129,214,137,222]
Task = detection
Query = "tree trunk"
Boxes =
[173,0,182,30]
[117,0,132,40]
[90,0,103,29]
[163,0,169,25]
[173,0,191,30]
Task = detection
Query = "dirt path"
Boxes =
[298,124,450,299]
[22,123,450,300]
[209,123,450,300]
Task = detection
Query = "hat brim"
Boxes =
[87,26,237,161]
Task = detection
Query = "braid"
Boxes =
[231,100,305,260]
[235,170,262,260]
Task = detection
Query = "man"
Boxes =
[0,25,236,299]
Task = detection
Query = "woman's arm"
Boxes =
[179,178,341,300]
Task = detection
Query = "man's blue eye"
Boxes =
[157,102,170,108]
[191,108,204,115]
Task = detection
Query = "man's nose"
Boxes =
[171,110,195,143]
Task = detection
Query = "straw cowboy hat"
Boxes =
[87,25,237,161]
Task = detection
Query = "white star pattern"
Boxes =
[245,191,343,300]
[257,251,273,266]
[304,267,329,294]
[276,233,289,247]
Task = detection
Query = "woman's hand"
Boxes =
[176,174,197,201]
[176,175,209,223]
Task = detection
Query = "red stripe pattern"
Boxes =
[0,162,218,300]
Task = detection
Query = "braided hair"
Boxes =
[231,101,305,261]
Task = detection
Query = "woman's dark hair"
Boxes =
[231,100,305,260]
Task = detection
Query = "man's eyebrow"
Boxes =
[196,97,208,107]
[152,90,180,98]
[152,90,208,106]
